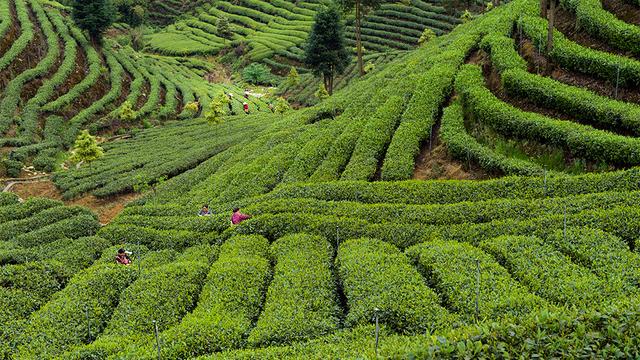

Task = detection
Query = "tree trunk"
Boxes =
[356,0,364,76]
[540,0,548,18]
[547,0,556,49]
[330,75,334,96]
[325,73,334,95]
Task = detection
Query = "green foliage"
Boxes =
[105,260,209,338]
[418,28,436,46]
[561,0,640,56]
[502,68,640,135]
[98,224,212,251]
[455,64,640,166]
[71,0,116,40]
[216,16,232,38]
[315,82,330,100]
[242,63,274,85]
[407,240,545,321]
[0,193,19,207]
[518,15,640,87]
[248,234,339,346]
[479,34,528,73]
[183,101,200,118]
[381,55,465,181]
[480,236,620,307]
[440,101,543,176]
[337,238,455,334]
[286,67,300,87]
[69,131,104,166]
[0,205,97,244]
[3,159,22,178]
[342,96,404,180]
[205,91,230,126]
[304,5,350,94]
[139,235,272,359]
[273,97,290,115]
[363,61,375,73]
[546,228,640,294]
[7,1,640,357]
[119,100,137,123]
[12,264,138,359]
[461,10,473,23]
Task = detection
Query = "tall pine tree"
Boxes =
[304,6,350,96]
[71,0,116,41]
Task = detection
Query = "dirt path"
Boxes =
[6,179,139,224]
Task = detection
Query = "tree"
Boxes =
[304,6,350,95]
[286,67,300,87]
[274,97,291,115]
[205,91,229,126]
[183,101,200,118]
[242,63,273,85]
[119,101,137,123]
[70,130,104,166]
[418,28,436,46]
[364,61,375,74]
[545,0,558,53]
[461,10,473,23]
[338,0,384,76]
[216,16,232,39]
[71,0,116,41]
[315,83,330,100]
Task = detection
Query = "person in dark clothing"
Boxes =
[198,204,211,216]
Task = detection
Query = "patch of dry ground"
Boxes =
[7,179,139,224]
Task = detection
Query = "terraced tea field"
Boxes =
[2,0,640,358]
[0,0,269,175]
[145,0,460,67]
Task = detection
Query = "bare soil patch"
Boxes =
[7,179,139,224]
[516,31,640,105]
[413,141,490,181]
[602,0,640,26]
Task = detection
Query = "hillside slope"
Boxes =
[3,0,640,358]
[145,0,460,61]
[0,0,269,177]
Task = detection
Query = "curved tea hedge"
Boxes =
[5,0,640,357]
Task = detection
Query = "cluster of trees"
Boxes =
[70,0,146,41]
[304,1,384,95]
[70,0,383,96]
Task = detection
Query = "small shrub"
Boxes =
[242,63,273,85]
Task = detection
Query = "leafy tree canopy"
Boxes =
[70,130,104,165]
[304,5,350,94]
[71,0,117,40]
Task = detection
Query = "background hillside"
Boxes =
[2,0,640,358]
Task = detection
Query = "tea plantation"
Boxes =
[3,0,640,358]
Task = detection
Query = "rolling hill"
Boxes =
[2,0,640,358]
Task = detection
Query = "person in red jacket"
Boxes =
[231,207,251,225]
[115,248,131,265]
[243,102,249,114]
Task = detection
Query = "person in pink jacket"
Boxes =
[231,207,251,225]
